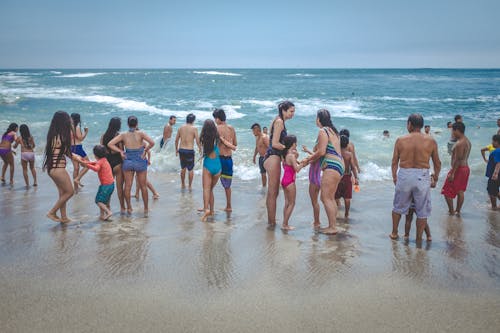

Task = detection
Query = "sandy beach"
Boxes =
[0,167,499,332]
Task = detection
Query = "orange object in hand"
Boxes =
[354,184,360,193]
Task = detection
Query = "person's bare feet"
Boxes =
[281,225,295,231]
[127,208,133,216]
[103,211,113,221]
[404,234,410,241]
[224,207,232,212]
[153,193,160,199]
[448,210,455,215]
[320,227,338,235]
[201,209,211,222]
[144,210,149,218]
[455,211,461,217]
[427,236,432,242]
[33,183,37,187]
[389,233,399,240]
[59,217,71,224]
[46,212,61,222]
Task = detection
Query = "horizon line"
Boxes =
[1,67,500,71]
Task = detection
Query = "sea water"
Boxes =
[1,69,499,181]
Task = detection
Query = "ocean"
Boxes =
[1,68,499,182]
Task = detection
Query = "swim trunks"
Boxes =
[335,174,353,199]
[393,168,431,219]
[21,152,35,162]
[220,155,233,189]
[179,148,195,171]
[487,178,500,196]
[71,144,87,158]
[308,159,322,187]
[441,166,470,199]
[258,156,266,174]
[95,183,115,204]
[122,147,147,172]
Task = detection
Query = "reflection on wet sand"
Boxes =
[391,240,430,281]
[96,220,149,279]
[444,216,467,261]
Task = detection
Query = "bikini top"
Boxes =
[2,134,14,143]
[323,128,342,159]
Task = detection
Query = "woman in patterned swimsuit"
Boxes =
[0,123,18,185]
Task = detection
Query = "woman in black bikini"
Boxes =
[263,101,295,226]
[43,111,80,223]
[101,117,126,214]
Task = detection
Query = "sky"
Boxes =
[1,0,499,68]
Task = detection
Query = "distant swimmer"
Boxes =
[213,108,237,212]
[383,130,390,138]
[390,114,441,243]
[174,113,201,189]
[160,115,176,149]
[424,125,431,135]
[441,122,471,216]
[251,123,269,187]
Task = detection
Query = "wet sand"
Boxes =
[0,169,499,332]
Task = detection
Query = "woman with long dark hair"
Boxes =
[108,116,155,217]
[13,124,37,186]
[263,101,295,226]
[200,119,222,222]
[304,109,344,234]
[101,117,126,214]
[44,111,78,223]
[0,123,18,185]
[70,113,89,192]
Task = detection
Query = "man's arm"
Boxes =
[391,139,400,185]
[253,138,258,164]
[351,144,361,173]
[492,162,500,180]
[448,142,462,181]
[194,128,201,154]
[175,129,181,156]
[431,140,441,187]
[481,146,488,163]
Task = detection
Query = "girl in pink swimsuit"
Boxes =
[281,135,305,230]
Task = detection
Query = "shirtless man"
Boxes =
[390,114,441,242]
[335,135,359,219]
[251,123,269,187]
[213,109,237,211]
[160,115,176,149]
[339,129,360,173]
[175,113,201,189]
[441,122,471,216]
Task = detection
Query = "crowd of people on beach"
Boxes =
[1,102,500,243]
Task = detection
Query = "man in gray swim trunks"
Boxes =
[390,114,441,242]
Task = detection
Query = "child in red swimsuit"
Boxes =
[281,135,306,230]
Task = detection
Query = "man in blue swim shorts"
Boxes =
[213,109,237,211]
[175,113,201,189]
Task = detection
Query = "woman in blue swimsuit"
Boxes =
[263,101,295,226]
[200,119,222,222]
[304,109,344,235]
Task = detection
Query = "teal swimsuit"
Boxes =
[203,146,222,175]
[320,128,345,176]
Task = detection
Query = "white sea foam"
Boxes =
[368,95,500,103]
[57,72,106,78]
[193,71,242,77]
[286,73,316,77]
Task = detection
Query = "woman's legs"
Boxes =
[136,171,149,216]
[21,159,29,186]
[264,156,281,226]
[201,168,211,221]
[320,169,342,234]
[29,159,37,186]
[1,152,15,184]
[47,168,74,222]
[282,183,296,230]
[123,170,135,214]
[113,165,125,213]
[73,156,89,191]
[309,183,321,229]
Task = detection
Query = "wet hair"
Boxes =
[127,115,138,128]
[340,135,349,149]
[283,135,297,157]
[454,114,462,122]
[200,119,219,157]
[447,121,452,127]
[263,127,268,131]
[452,121,465,134]
[3,123,18,137]
[424,125,430,129]
[102,117,121,150]
[383,130,389,135]
[19,124,33,149]
[407,113,424,130]
[70,113,81,129]
[339,129,350,137]
[43,111,72,172]
[213,108,226,122]
[250,123,261,130]
[278,101,294,121]
[93,145,107,159]
[493,134,500,145]
[169,115,176,120]
[186,113,196,124]
[317,109,339,135]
